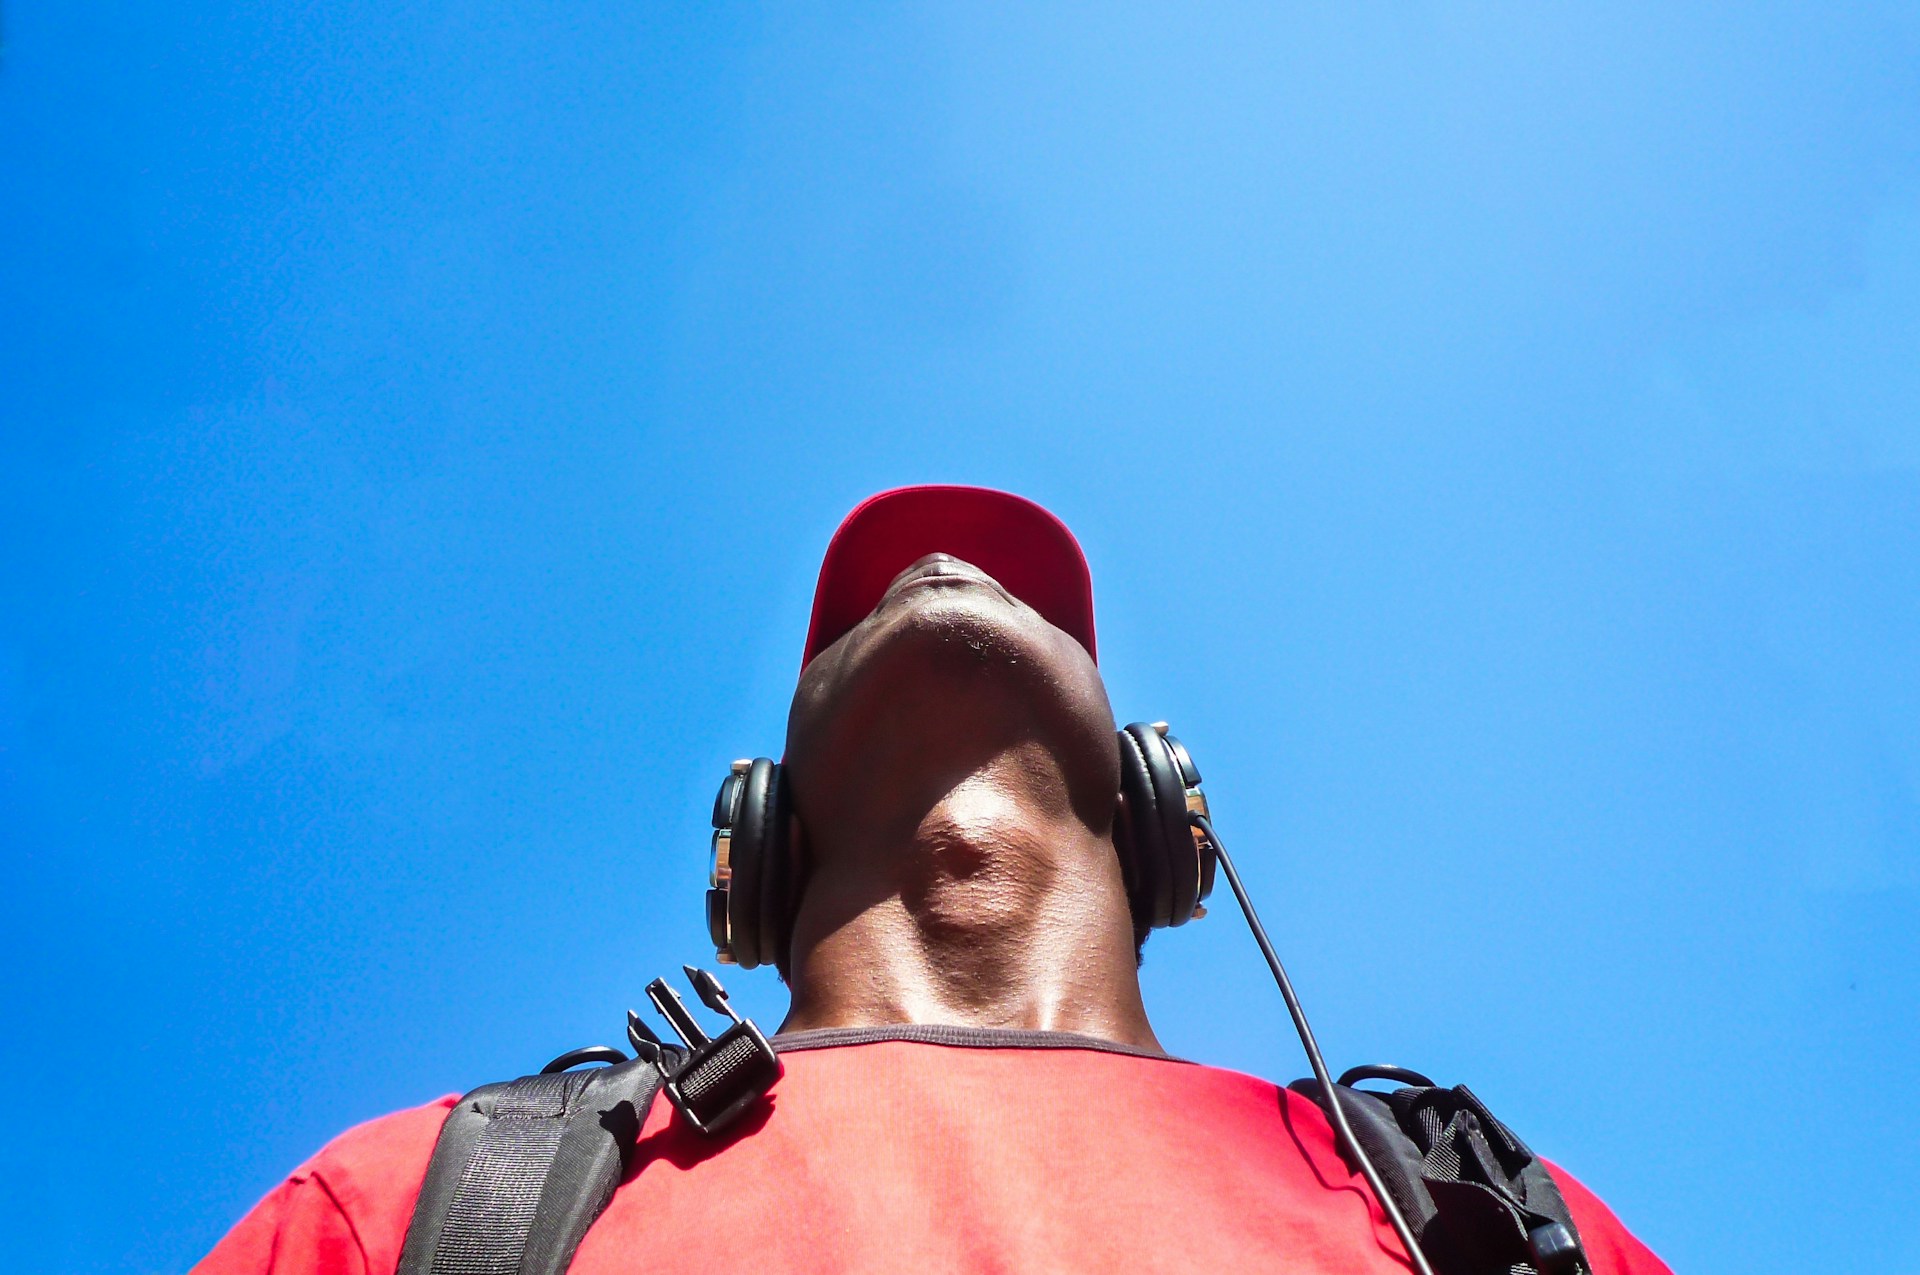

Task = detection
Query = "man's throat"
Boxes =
[778,803,1160,1050]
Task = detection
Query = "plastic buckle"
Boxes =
[1527,1221,1590,1275]
[630,966,783,1136]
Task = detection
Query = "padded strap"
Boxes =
[398,1059,665,1275]
[1291,1079,1591,1275]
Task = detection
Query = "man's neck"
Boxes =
[778,762,1162,1052]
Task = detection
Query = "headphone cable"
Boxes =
[1192,813,1438,1275]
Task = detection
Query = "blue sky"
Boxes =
[4,5,1917,1271]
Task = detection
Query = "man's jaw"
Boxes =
[878,556,1022,612]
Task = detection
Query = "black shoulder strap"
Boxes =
[1290,1074,1593,1275]
[397,1058,666,1275]
[394,970,781,1275]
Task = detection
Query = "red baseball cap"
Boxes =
[802,486,1097,668]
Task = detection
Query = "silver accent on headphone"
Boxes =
[1186,785,1213,920]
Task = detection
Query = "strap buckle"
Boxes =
[629,966,783,1136]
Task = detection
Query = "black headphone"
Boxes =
[704,721,1218,970]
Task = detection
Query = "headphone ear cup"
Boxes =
[1117,723,1203,928]
[1116,726,1173,929]
[725,758,785,970]
[757,765,795,971]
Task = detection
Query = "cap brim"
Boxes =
[803,486,1097,668]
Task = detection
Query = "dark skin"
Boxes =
[778,552,1163,1054]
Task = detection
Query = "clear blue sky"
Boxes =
[4,5,1917,1272]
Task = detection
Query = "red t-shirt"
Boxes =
[195,1027,1670,1275]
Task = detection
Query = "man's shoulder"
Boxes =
[300,1093,458,1185]
[193,1096,455,1275]
[1543,1161,1675,1275]
[1119,1052,1672,1275]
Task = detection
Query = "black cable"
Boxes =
[1192,813,1437,1275]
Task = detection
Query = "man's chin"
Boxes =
[857,593,1057,676]
[797,594,1096,728]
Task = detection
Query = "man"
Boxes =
[197,486,1669,1274]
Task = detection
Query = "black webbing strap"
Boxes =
[1290,1078,1591,1275]
[398,1058,666,1275]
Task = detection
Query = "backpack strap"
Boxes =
[1291,1071,1593,1275]
[397,1057,666,1275]
[395,969,783,1275]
